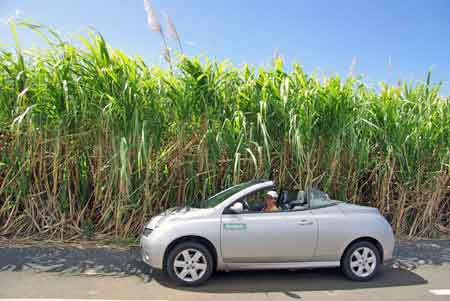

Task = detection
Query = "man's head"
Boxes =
[264,190,278,208]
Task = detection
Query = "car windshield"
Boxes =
[199,180,263,208]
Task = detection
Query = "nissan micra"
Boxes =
[141,180,395,286]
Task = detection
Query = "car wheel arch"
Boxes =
[340,236,384,264]
[162,235,218,271]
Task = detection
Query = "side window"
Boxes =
[282,189,338,211]
[308,190,337,209]
[283,190,308,211]
[242,188,271,212]
[225,188,276,213]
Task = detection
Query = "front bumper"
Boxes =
[141,244,152,266]
[140,230,167,270]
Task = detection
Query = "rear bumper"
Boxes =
[383,248,394,263]
[382,225,395,264]
[383,258,395,266]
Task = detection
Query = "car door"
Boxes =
[220,189,318,263]
[306,189,346,261]
[310,204,346,261]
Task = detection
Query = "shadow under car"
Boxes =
[152,266,427,294]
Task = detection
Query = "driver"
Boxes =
[262,191,280,212]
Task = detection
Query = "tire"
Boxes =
[341,241,381,281]
[165,241,214,286]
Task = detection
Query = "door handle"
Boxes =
[297,220,313,225]
[224,223,247,230]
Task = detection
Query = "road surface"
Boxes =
[0,240,449,300]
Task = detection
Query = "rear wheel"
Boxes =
[341,241,380,281]
[166,241,214,286]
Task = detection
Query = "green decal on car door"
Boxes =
[223,223,247,230]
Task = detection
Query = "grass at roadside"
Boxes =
[0,19,449,240]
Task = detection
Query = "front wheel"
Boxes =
[341,241,381,281]
[166,241,214,286]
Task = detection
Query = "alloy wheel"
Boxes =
[350,247,377,277]
[173,248,208,282]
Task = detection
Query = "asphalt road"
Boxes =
[0,240,450,300]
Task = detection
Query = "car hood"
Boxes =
[145,206,213,229]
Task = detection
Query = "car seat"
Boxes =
[277,191,289,210]
[286,191,308,210]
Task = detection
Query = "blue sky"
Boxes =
[0,0,449,92]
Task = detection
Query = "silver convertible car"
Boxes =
[141,180,395,286]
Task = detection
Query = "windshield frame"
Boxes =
[200,180,267,208]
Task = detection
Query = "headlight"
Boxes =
[142,228,153,237]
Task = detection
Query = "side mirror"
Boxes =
[229,202,244,214]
